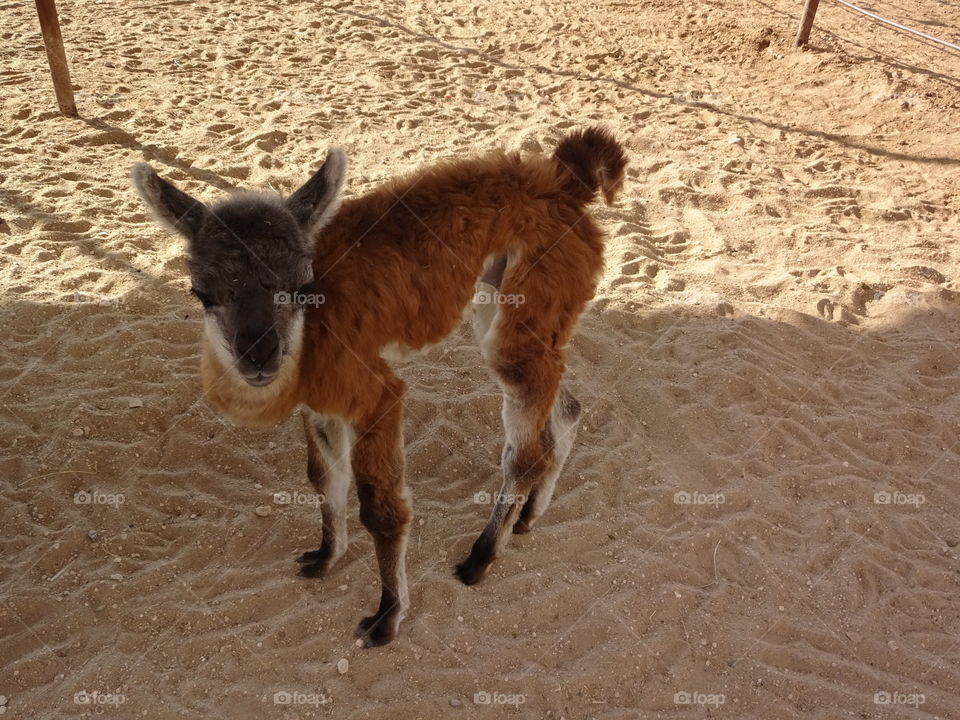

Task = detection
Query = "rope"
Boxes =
[831,0,960,53]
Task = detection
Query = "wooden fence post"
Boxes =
[795,0,822,47]
[34,0,77,116]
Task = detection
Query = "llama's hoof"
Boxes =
[453,558,489,586]
[297,561,329,579]
[296,548,324,564]
[354,613,397,647]
[296,548,333,578]
[512,518,534,534]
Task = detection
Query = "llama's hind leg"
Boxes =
[514,386,581,534]
[297,411,352,578]
[455,354,563,585]
[459,229,597,582]
[472,254,508,345]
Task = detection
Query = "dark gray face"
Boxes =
[188,200,313,384]
[132,149,347,386]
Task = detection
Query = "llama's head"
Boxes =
[132,149,347,387]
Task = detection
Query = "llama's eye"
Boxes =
[190,287,215,308]
[295,280,315,296]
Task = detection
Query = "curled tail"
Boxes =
[553,126,627,206]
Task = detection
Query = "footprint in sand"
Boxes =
[849,283,886,316]
[816,298,859,325]
[805,185,862,219]
[826,283,895,319]
[651,229,691,255]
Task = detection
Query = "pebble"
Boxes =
[449,697,462,708]
[109,573,123,581]
[72,428,84,437]
[128,397,144,408]
[87,530,98,541]
[337,658,349,674]
[728,135,744,145]
[254,505,271,518]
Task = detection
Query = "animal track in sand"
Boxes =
[816,298,859,325]
[650,229,691,255]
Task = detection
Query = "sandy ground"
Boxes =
[2,0,960,718]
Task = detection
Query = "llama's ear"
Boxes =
[131,163,208,239]
[286,147,347,239]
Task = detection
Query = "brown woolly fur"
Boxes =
[133,126,626,647]
[217,128,623,425]
[554,126,628,205]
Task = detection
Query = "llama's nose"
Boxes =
[236,329,280,371]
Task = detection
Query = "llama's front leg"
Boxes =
[297,411,353,578]
[352,375,412,647]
